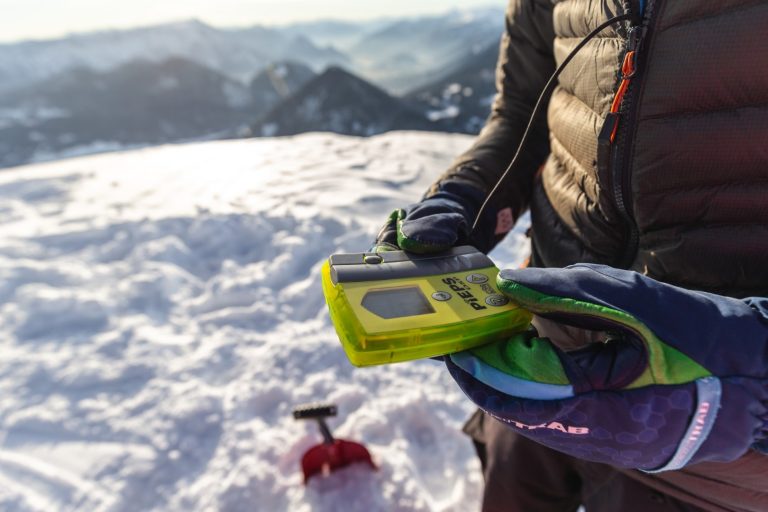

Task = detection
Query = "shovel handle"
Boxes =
[292,403,337,420]
[293,403,337,445]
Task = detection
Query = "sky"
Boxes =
[0,0,501,43]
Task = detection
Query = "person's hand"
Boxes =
[372,182,496,254]
[446,264,768,471]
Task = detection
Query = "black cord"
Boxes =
[470,13,632,234]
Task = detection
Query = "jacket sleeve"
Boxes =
[426,0,556,246]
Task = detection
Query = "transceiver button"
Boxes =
[485,294,509,307]
[431,291,452,301]
[466,273,488,284]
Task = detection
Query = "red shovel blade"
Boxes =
[301,439,376,484]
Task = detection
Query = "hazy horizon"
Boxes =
[0,0,502,44]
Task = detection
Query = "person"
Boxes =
[373,0,768,510]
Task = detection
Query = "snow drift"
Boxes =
[0,132,530,511]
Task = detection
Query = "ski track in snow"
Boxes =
[0,132,531,512]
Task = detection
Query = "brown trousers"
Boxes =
[465,410,709,512]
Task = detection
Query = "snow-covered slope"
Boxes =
[0,132,530,512]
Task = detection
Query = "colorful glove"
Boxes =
[372,182,497,254]
[446,264,768,471]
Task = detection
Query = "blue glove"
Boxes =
[446,264,768,471]
[373,182,498,254]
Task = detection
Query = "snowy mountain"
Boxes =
[254,67,436,137]
[0,9,502,97]
[249,61,317,115]
[0,19,348,94]
[0,8,508,169]
[406,42,499,134]
[0,57,258,169]
[0,131,531,511]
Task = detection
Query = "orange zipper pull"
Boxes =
[608,50,637,143]
[597,49,639,177]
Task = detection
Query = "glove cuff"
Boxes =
[641,377,721,472]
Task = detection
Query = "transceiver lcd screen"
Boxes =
[361,287,435,319]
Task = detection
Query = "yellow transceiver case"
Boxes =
[321,246,532,366]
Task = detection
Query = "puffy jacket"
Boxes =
[429,0,768,298]
[426,0,768,509]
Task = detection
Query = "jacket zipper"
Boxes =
[598,0,660,268]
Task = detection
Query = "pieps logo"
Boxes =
[441,277,487,311]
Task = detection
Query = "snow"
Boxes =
[0,107,71,129]
[0,131,530,511]
[427,106,461,122]
[28,141,136,165]
[443,83,463,98]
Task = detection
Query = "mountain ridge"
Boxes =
[0,19,348,94]
[253,66,436,137]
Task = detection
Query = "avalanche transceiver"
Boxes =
[321,246,531,366]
